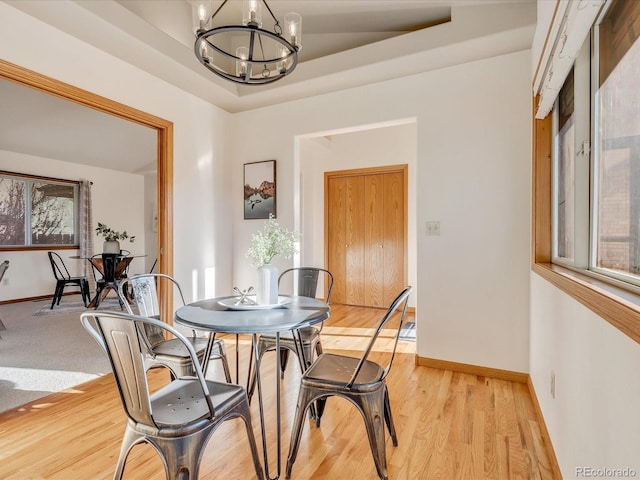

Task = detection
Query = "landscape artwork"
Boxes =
[244,160,276,219]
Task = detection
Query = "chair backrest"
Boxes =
[346,286,412,388]
[121,273,186,317]
[80,311,215,426]
[278,267,334,303]
[0,260,9,282]
[48,251,70,281]
[120,273,187,347]
[101,253,119,282]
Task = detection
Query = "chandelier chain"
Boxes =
[209,0,229,23]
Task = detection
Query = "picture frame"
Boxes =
[244,160,276,219]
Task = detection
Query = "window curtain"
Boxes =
[78,180,95,291]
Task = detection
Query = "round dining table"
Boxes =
[174,294,330,480]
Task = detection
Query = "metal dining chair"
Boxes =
[119,273,232,382]
[47,251,90,309]
[247,267,334,401]
[285,286,413,480]
[80,310,263,480]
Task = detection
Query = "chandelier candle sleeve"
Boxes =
[243,0,262,27]
[285,13,302,49]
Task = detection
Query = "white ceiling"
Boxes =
[0,0,536,172]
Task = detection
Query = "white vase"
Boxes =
[257,263,278,305]
[103,240,120,254]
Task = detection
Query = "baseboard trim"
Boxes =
[527,377,563,479]
[415,356,529,383]
[0,292,73,305]
[415,355,562,478]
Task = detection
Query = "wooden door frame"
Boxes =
[0,59,174,320]
[324,164,408,305]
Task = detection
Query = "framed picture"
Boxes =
[244,160,276,219]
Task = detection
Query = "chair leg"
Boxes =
[355,389,389,480]
[216,353,232,383]
[247,340,269,403]
[93,284,105,309]
[383,385,398,446]
[285,385,317,479]
[114,425,146,480]
[314,398,327,427]
[237,397,265,479]
[279,348,290,378]
[51,282,63,309]
[80,280,90,307]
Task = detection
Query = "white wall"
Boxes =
[299,124,417,307]
[528,1,640,475]
[0,150,145,300]
[530,274,640,477]
[0,3,234,304]
[231,50,532,373]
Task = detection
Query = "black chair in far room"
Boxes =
[47,251,90,309]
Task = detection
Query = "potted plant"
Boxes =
[96,222,135,254]
[246,215,299,304]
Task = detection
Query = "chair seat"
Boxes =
[302,353,385,392]
[66,276,87,283]
[261,325,320,343]
[150,378,247,428]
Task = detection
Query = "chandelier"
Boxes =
[192,0,301,85]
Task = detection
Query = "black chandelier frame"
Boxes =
[194,0,299,85]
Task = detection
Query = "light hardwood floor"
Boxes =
[0,304,555,479]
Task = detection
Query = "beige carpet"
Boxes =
[0,295,112,413]
[33,298,123,316]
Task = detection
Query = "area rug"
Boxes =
[399,321,416,341]
[33,297,124,316]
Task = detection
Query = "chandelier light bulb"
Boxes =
[236,47,249,77]
[198,4,207,22]
[243,0,262,27]
[285,12,301,49]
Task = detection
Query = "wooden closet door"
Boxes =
[383,172,405,305]
[326,165,406,308]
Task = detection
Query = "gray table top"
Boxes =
[174,295,330,334]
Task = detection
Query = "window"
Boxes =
[554,69,576,262]
[0,172,79,248]
[550,0,640,289]
[592,0,640,283]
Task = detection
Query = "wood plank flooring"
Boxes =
[0,304,555,479]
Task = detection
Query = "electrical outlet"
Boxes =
[2,278,8,286]
[550,370,556,399]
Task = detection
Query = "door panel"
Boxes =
[345,176,365,305]
[365,174,385,307]
[383,172,405,305]
[327,177,347,303]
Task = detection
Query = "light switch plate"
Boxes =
[426,221,440,236]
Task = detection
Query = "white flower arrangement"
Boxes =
[246,215,300,267]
